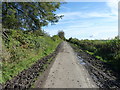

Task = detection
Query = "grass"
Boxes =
[85,50,94,55]
[68,38,120,72]
[1,29,62,84]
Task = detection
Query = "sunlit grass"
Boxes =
[1,29,62,84]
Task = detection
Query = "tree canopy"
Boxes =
[58,30,65,40]
[2,2,63,30]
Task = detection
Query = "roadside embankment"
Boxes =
[2,42,63,89]
[69,43,120,88]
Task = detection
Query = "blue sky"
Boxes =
[42,1,118,40]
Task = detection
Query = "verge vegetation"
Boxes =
[2,2,64,84]
[67,37,120,73]
[1,29,62,84]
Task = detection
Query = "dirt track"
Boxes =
[40,41,97,88]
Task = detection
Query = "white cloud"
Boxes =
[57,10,118,26]
[106,0,119,16]
[68,25,118,40]
[44,1,118,40]
[58,11,116,20]
[44,19,118,39]
[60,6,71,11]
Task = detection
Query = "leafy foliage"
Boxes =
[2,2,63,30]
[2,29,62,84]
[58,30,65,40]
[68,38,120,72]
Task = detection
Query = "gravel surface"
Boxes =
[40,41,97,88]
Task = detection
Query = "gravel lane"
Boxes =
[42,41,97,88]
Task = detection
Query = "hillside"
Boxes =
[1,29,62,84]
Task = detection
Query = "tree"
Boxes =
[2,2,63,30]
[58,30,65,40]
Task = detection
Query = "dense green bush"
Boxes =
[2,29,62,84]
[68,38,120,72]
